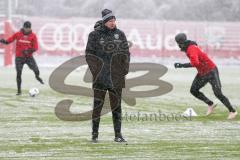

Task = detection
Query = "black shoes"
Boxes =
[114,133,127,143]
[91,132,127,143]
[91,132,98,143]
[16,90,22,96]
[36,76,44,84]
[16,87,22,96]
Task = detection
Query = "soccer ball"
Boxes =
[29,88,40,97]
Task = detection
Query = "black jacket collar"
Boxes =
[94,20,117,33]
[20,28,32,35]
[181,40,198,52]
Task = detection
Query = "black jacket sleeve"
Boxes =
[121,32,130,75]
[85,32,97,56]
[85,32,102,77]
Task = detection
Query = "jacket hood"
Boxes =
[181,40,198,52]
[94,20,116,33]
[94,20,103,31]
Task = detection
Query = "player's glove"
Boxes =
[174,63,192,68]
[0,39,8,44]
[174,63,183,68]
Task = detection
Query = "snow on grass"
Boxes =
[0,66,240,159]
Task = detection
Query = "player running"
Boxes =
[0,21,44,95]
[174,33,237,120]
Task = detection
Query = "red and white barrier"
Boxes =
[1,17,240,66]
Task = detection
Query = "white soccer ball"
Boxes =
[29,88,40,97]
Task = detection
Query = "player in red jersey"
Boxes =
[174,33,237,120]
[0,21,44,95]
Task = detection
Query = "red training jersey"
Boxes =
[6,30,38,57]
[186,44,216,76]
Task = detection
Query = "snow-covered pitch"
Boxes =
[0,60,239,159]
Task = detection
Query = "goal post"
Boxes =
[4,20,13,66]
[0,0,14,66]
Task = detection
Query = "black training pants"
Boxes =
[15,57,40,92]
[92,88,122,136]
[190,67,235,112]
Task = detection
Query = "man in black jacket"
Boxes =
[85,9,130,143]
